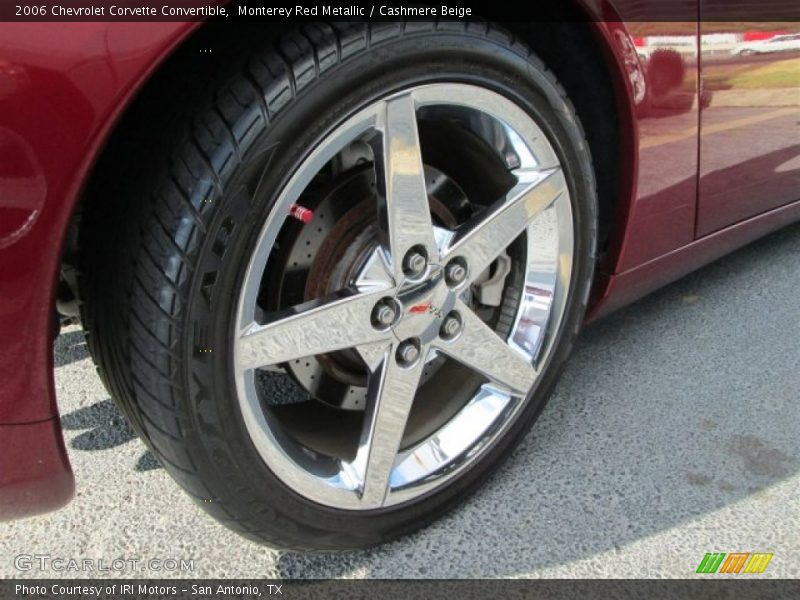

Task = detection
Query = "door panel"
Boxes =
[697,20,800,236]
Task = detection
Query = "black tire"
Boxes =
[81,22,597,550]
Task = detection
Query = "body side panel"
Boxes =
[696,19,800,235]
[0,419,74,520]
[0,22,197,425]
[0,22,197,519]
[589,197,800,320]
[598,18,700,275]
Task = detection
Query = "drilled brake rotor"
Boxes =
[275,165,468,410]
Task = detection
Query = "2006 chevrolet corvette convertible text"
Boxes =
[0,6,798,550]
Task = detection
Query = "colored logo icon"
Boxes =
[696,552,773,574]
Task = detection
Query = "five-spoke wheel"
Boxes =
[235,84,573,509]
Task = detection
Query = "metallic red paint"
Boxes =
[612,23,701,272]
[697,21,800,235]
[0,22,198,518]
[589,16,702,278]
[590,18,800,319]
[589,198,800,320]
[0,14,798,520]
[0,420,75,519]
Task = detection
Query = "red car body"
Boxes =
[1,7,798,519]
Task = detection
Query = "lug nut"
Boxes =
[403,248,428,277]
[396,339,421,366]
[440,312,463,341]
[445,260,467,287]
[372,299,397,328]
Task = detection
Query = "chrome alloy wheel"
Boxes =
[234,83,574,510]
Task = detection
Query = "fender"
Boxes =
[0,22,200,518]
[0,22,200,424]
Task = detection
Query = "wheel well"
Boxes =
[504,20,629,255]
[65,23,284,316]
[68,20,629,316]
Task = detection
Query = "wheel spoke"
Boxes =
[371,93,437,279]
[443,167,567,281]
[352,343,427,508]
[236,288,392,371]
[434,301,537,395]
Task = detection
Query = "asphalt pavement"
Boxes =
[3,222,799,579]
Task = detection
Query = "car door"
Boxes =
[696,20,800,236]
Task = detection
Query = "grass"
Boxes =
[705,58,800,90]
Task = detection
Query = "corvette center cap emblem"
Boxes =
[407,302,443,318]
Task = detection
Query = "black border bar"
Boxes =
[2,580,800,600]
[2,1,800,22]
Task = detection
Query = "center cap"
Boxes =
[391,265,457,344]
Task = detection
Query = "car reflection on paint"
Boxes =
[733,33,800,56]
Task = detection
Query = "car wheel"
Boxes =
[82,22,597,550]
